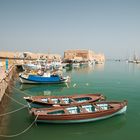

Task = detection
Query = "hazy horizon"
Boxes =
[0,0,140,59]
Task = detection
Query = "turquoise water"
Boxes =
[1,61,140,140]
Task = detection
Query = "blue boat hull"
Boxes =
[19,74,69,84]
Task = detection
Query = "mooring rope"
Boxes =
[4,93,26,106]
[2,76,32,96]
[0,105,27,117]
[0,115,38,138]
[12,86,32,96]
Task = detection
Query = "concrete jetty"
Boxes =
[0,59,16,136]
[0,60,15,102]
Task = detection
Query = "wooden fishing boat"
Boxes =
[24,93,105,108]
[19,73,70,84]
[30,100,127,123]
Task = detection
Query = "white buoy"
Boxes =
[73,83,77,87]
[86,83,89,86]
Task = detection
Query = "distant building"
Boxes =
[64,49,105,62]
[35,53,61,62]
[93,53,105,62]
[0,51,20,59]
[64,50,95,61]
[0,51,61,61]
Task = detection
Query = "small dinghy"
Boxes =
[24,93,105,108]
[30,100,127,123]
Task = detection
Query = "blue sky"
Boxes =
[0,0,140,58]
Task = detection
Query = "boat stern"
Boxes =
[117,100,128,115]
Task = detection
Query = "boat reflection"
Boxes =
[126,62,140,74]
[94,63,105,71]
[19,83,69,96]
[71,66,94,74]
[34,115,126,138]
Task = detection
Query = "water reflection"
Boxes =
[71,66,94,74]
[3,113,127,140]
[63,63,105,74]
[19,83,69,96]
[94,63,105,71]
[126,63,140,74]
[30,115,126,140]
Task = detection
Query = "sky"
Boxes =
[0,0,140,59]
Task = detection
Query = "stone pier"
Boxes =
[0,61,15,102]
[0,60,16,137]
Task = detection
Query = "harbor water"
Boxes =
[1,61,140,140]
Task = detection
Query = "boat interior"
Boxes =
[40,97,92,104]
[66,104,109,114]
[36,103,110,115]
[73,97,92,103]
[41,98,73,104]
